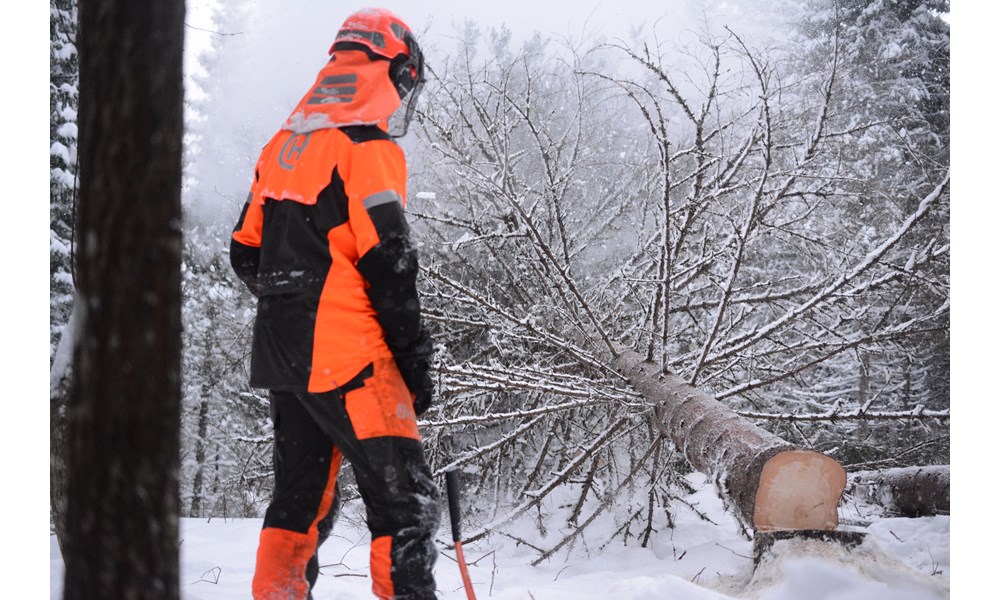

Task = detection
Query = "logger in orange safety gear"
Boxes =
[230,8,439,599]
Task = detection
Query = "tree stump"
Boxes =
[753,529,867,566]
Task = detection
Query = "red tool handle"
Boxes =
[445,470,477,600]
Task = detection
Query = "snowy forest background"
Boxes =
[46,0,959,594]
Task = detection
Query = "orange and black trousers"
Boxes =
[253,362,440,600]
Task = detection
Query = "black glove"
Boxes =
[411,369,434,417]
[393,327,435,417]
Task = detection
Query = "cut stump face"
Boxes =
[753,449,847,532]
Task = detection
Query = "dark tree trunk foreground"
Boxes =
[614,349,847,533]
[63,0,186,598]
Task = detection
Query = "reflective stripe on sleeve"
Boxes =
[362,190,403,210]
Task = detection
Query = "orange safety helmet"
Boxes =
[330,8,425,104]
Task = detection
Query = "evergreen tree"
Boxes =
[49,0,78,548]
[50,0,78,361]
[787,0,950,465]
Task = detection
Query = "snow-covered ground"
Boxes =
[49,473,949,599]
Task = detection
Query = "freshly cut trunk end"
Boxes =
[753,449,846,532]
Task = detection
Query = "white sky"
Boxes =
[183,0,780,83]
[186,0,744,48]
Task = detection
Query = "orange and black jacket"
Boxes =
[230,124,431,397]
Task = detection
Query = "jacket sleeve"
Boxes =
[231,186,263,297]
[346,136,434,406]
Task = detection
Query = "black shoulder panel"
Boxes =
[340,125,393,144]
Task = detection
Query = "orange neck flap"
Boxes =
[282,51,400,133]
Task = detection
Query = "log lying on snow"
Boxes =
[613,349,846,532]
[847,465,950,517]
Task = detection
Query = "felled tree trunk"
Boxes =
[613,349,846,532]
[848,465,950,517]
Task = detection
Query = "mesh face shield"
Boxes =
[389,78,424,139]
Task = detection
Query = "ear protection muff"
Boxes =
[388,33,423,100]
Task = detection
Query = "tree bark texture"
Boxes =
[64,0,185,598]
[614,349,846,532]
[847,465,950,517]
[189,391,211,517]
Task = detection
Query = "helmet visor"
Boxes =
[389,78,424,138]
[388,32,425,138]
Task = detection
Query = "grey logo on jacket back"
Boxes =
[279,133,312,170]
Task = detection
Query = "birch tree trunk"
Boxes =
[614,348,846,533]
[63,0,185,597]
